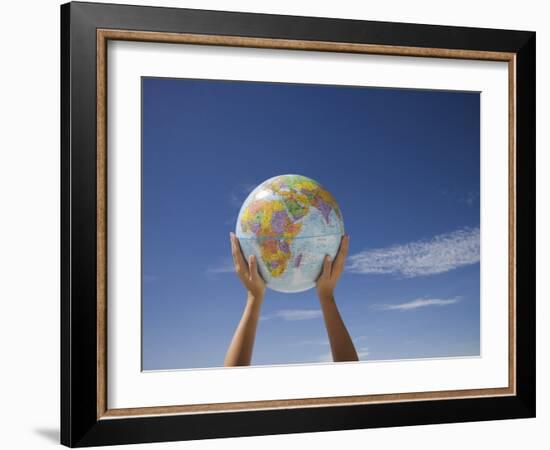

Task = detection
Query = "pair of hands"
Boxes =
[229,232,350,302]
[226,232,357,365]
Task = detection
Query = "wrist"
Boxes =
[317,291,335,305]
[247,292,264,304]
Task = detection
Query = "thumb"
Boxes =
[248,255,258,280]
[322,255,332,277]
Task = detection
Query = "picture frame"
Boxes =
[60,1,535,447]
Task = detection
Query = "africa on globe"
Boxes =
[236,174,345,293]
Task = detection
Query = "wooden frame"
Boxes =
[62,1,535,447]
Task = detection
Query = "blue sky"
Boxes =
[141,77,480,370]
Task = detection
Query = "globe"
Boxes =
[236,174,345,293]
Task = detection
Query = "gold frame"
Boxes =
[96,29,516,420]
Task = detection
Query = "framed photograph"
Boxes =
[60,1,536,447]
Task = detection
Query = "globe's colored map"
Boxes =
[236,174,345,293]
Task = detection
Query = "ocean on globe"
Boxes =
[236,174,345,293]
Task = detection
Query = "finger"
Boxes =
[248,255,264,283]
[320,254,332,279]
[230,233,248,278]
[229,233,239,267]
[248,255,257,280]
[332,235,349,277]
[229,233,238,265]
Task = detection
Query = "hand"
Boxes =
[316,234,350,302]
[230,232,266,301]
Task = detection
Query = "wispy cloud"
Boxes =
[461,191,479,207]
[229,183,256,207]
[317,351,334,363]
[206,258,234,275]
[298,339,330,346]
[373,297,460,311]
[353,336,370,360]
[347,227,479,277]
[316,346,370,363]
[225,183,257,225]
[261,309,323,321]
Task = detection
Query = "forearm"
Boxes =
[224,293,263,366]
[319,295,358,362]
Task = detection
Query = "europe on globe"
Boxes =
[236,174,345,293]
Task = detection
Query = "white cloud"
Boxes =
[374,297,460,311]
[347,227,480,277]
[353,337,369,359]
[229,183,257,207]
[298,339,330,346]
[275,309,323,321]
[316,351,333,363]
[206,259,234,275]
[262,309,323,321]
[317,346,369,363]
[464,191,479,207]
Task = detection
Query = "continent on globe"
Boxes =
[236,174,345,293]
